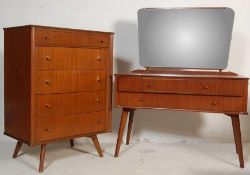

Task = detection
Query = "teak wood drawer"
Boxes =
[35,111,106,142]
[115,74,248,114]
[117,92,243,113]
[36,70,107,94]
[4,25,113,147]
[35,28,110,48]
[36,92,106,117]
[117,76,245,96]
[35,47,109,70]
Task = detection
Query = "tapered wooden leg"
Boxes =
[126,110,135,145]
[231,119,238,154]
[70,139,74,147]
[39,144,47,173]
[12,141,23,158]
[114,108,129,157]
[90,135,103,157]
[230,114,244,168]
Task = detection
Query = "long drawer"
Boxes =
[35,47,109,70]
[35,111,106,142]
[36,92,106,117]
[36,70,107,94]
[35,29,110,48]
[117,76,245,96]
[116,92,244,113]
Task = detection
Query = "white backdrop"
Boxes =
[0,0,249,143]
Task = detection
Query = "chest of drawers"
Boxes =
[4,25,113,172]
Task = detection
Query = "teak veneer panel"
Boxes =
[115,74,248,114]
[35,28,110,48]
[117,76,245,96]
[35,111,106,142]
[36,92,106,117]
[117,92,243,113]
[36,70,107,94]
[35,47,109,70]
[4,26,32,143]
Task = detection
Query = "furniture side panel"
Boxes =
[242,79,248,113]
[105,34,113,132]
[4,27,32,143]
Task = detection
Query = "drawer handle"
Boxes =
[139,97,145,102]
[204,84,209,89]
[97,120,102,124]
[45,103,51,108]
[45,128,52,132]
[45,80,52,85]
[44,35,50,40]
[97,56,101,61]
[97,77,101,82]
[100,40,105,43]
[211,101,217,105]
[96,98,100,103]
[147,83,154,87]
[46,56,52,61]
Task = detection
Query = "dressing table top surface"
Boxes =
[115,69,248,79]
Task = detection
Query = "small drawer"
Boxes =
[36,92,106,117]
[35,29,110,48]
[78,70,107,92]
[117,76,245,96]
[77,32,110,48]
[36,70,79,94]
[35,111,106,142]
[35,29,76,47]
[35,47,109,70]
[116,92,244,113]
[35,47,75,70]
[76,48,109,70]
[36,70,107,94]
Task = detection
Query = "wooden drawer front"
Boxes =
[117,76,244,96]
[77,32,110,48]
[35,47,109,70]
[36,92,106,117]
[35,29,75,46]
[116,92,244,113]
[36,70,107,94]
[35,29,110,48]
[35,111,106,142]
[77,48,109,70]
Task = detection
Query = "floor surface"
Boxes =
[0,138,250,175]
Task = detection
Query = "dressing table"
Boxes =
[114,68,248,168]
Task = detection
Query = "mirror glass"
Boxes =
[138,8,234,69]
